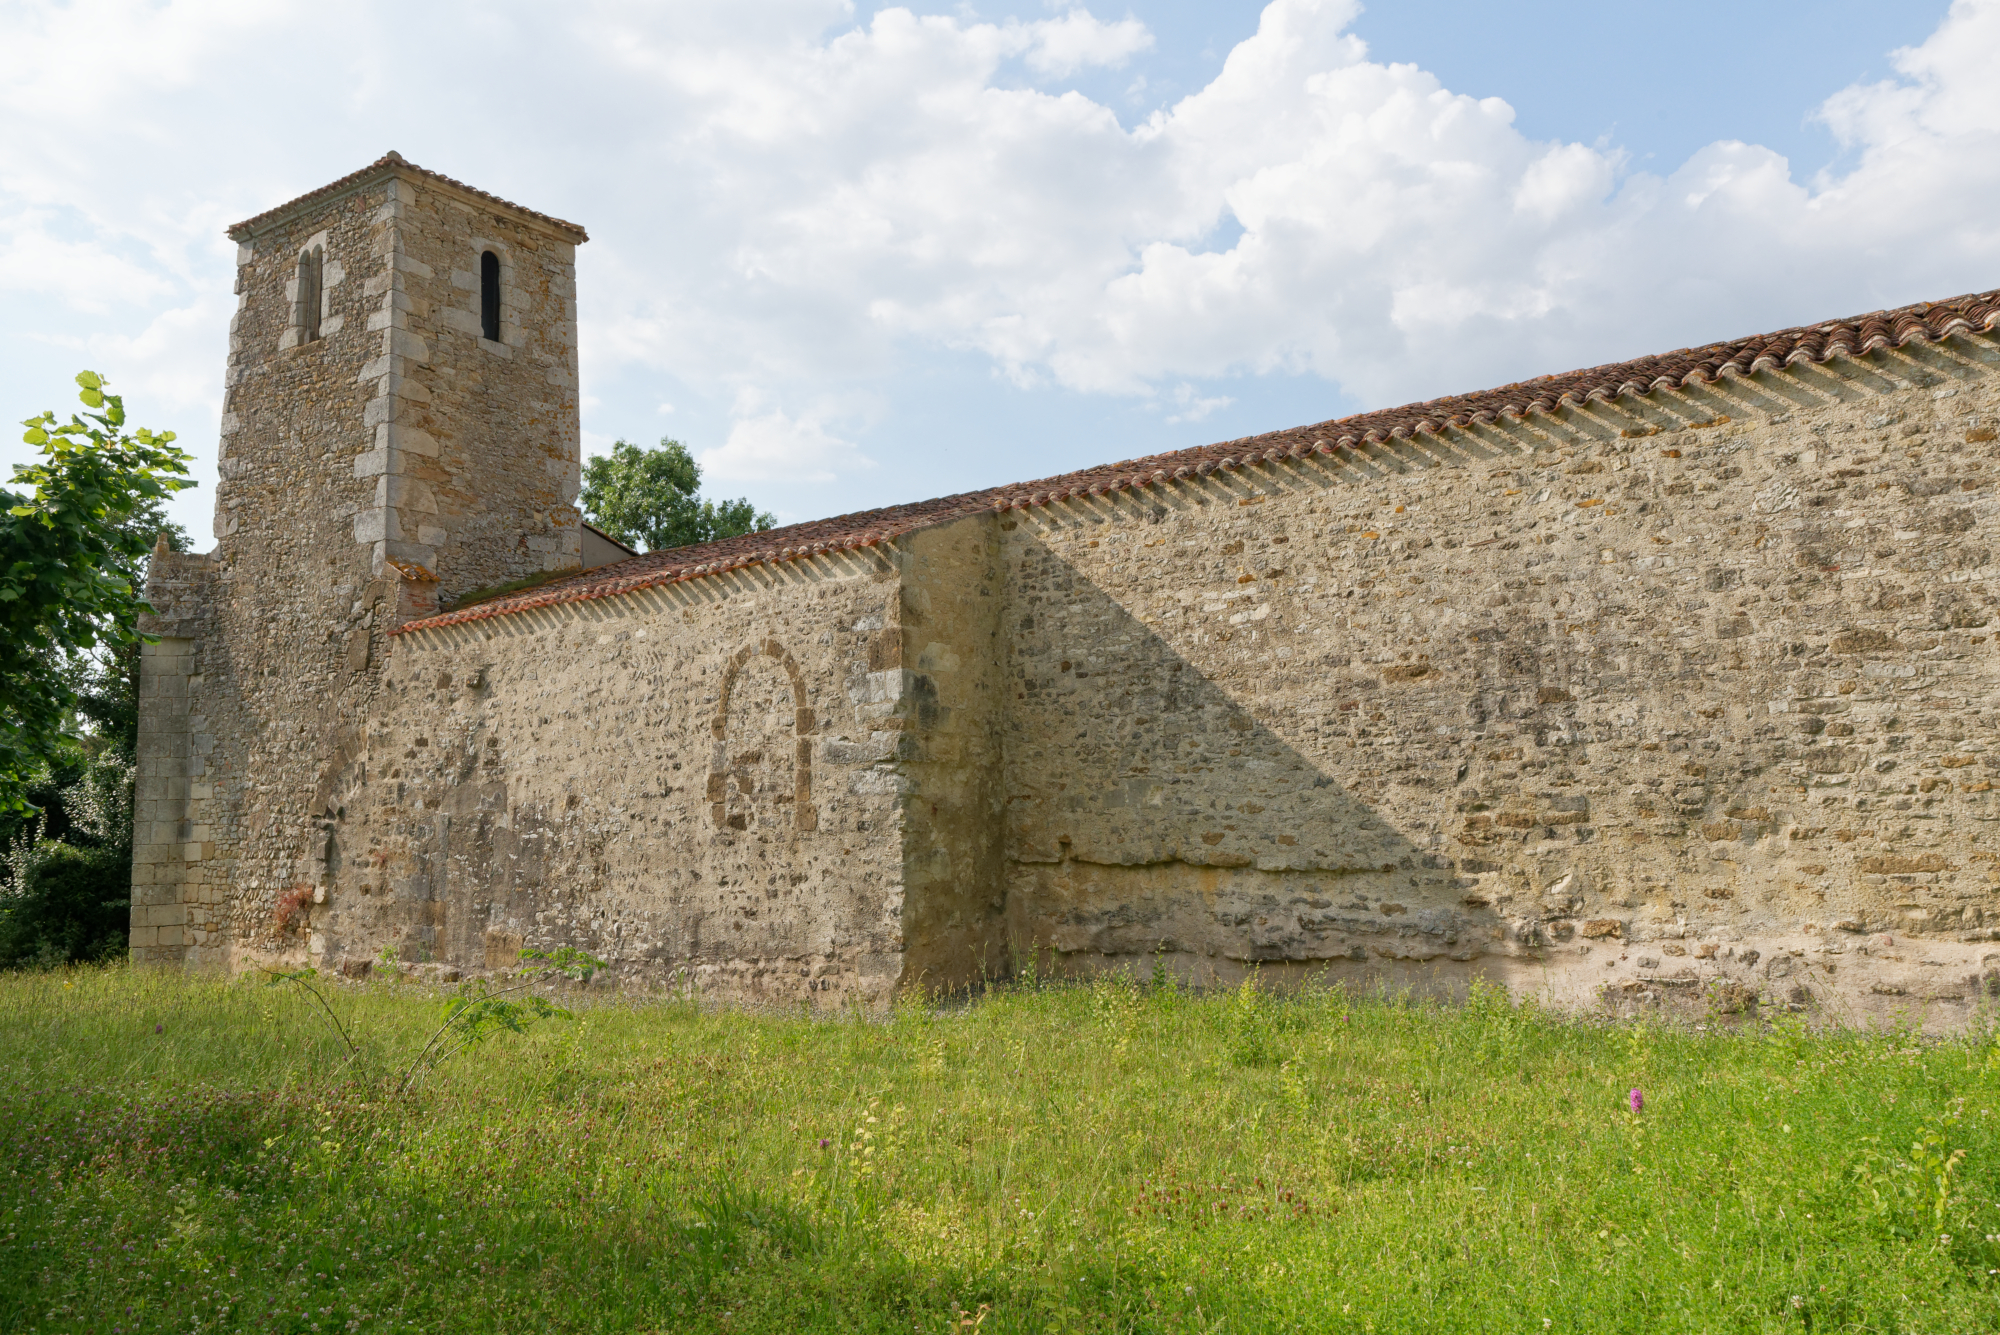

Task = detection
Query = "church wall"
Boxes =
[997,342,2000,1027]
[133,159,2000,1031]
[309,553,923,1010]
[894,517,1011,991]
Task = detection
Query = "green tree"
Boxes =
[3,372,194,815]
[581,438,774,553]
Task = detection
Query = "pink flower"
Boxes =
[1629,1088,1644,1114]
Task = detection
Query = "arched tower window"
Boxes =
[480,250,501,342]
[295,245,324,343]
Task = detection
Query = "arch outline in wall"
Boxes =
[708,637,817,833]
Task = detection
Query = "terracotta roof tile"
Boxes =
[397,285,2000,635]
[227,151,588,243]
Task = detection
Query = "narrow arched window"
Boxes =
[296,245,324,343]
[480,250,501,342]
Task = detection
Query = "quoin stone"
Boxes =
[132,153,2000,1028]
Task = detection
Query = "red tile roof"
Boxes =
[227,151,588,243]
[396,286,2000,635]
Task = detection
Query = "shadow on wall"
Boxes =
[1000,516,1587,1000]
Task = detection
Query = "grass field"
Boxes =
[2,965,1997,1334]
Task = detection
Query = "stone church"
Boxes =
[130,152,2000,1025]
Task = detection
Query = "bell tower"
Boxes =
[218,150,588,605]
[130,154,588,968]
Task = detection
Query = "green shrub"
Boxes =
[0,839,129,967]
[0,751,132,966]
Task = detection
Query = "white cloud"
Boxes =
[699,393,876,485]
[0,211,178,312]
[1163,382,1232,424]
[1021,8,1154,77]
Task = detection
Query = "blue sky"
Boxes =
[0,0,1984,548]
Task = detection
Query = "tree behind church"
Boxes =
[581,438,773,553]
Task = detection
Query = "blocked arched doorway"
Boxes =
[708,638,817,834]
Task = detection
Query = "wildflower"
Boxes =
[155,1024,162,1034]
[818,1138,829,1150]
[1629,1088,1643,1114]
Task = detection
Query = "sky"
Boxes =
[1,0,1991,550]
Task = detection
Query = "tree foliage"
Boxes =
[2,372,194,815]
[0,751,133,967]
[1,373,191,967]
[580,438,773,553]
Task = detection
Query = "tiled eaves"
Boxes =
[394,286,2000,636]
[227,151,589,244]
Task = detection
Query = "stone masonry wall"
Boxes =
[364,176,583,593]
[895,519,1010,991]
[307,551,942,1009]
[129,543,220,963]
[994,333,2000,1029]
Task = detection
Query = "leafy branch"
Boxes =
[396,946,606,1094]
[5,371,195,812]
[260,947,608,1092]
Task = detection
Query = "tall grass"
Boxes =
[2,965,1997,1333]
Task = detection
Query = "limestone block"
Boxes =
[357,353,408,382]
[373,371,432,404]
[384,328,430,362]
[380,423,440,456]
[382,540,437,569]
[377,475,438,513]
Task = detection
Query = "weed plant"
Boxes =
[2,966,1999,1333]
